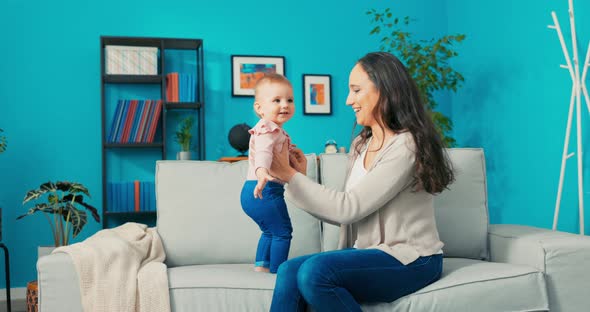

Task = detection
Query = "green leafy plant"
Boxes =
[175,116,195,152]
[17,181,100,246]
[0,128,6,153]
[367,8,466,147]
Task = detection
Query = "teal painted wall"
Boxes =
[0,0,448,287]
[447,0,590,232]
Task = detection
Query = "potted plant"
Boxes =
[17,181,100,256]
[175,115,195,160]
[367,8,466,147]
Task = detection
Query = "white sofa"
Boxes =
[38,149,590,311]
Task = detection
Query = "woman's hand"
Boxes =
[289,147,307,175]
[270,141,298,182]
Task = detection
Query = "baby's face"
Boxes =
[255,82,295,126]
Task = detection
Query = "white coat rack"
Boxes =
[550,0,590,235]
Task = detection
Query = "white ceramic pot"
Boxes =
[38,246,57,260]
[177,151,192,160]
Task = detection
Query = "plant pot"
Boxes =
[177,151,192,160]
[26,280,39,312]
[38,246,56,260]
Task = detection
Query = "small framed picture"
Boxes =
[303,74,332,115]
[231,55,286,97]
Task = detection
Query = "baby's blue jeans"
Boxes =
[241,180,292,273]
[270,248,443,312]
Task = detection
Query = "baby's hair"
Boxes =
[253,73,292,118]
[254,73,292,99]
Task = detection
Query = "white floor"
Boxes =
[0,288,27,312]
[0,299,26,312]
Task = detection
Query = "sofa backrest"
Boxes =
[319,148,489,260]
[317,154,349,252]
[155,154,321,267]
[435,149,489,259]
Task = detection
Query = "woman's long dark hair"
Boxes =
[353,52,454,194]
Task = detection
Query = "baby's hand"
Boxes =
[254,168,276,199]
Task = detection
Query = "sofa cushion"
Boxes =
[319,149,490,260]
[167,264,274,312]
[156,154,321,267]
[361,258,548,312]
[166,259,547,312]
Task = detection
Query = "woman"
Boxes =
[268,52,455,312]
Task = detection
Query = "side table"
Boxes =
[218,156,248,163]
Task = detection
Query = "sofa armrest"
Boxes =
[489,224,590,312]
[37,253,83,312]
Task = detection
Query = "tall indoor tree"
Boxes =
[367,8,465,146]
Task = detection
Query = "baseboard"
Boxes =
[0,287,27,301]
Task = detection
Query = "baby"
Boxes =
[240,73,295,273]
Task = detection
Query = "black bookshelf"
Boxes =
[165,102,202,110]
[100,36,205,228]
[103,75,162,84]
[103,143,164,148]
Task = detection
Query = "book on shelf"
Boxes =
[147,101,162,142]
[135,101,149,143]
[166,72,196,102]
[107,181,156,212]
[121,100,136,143]
[107,100,162,143]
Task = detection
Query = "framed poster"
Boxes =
[231,55,285,97]
[303,74,332,115]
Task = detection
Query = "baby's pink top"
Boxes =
[247,119,293,180]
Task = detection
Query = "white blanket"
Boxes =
[54,222,170,312]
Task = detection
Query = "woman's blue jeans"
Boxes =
[270,248,443,312]
[241,180,292,273]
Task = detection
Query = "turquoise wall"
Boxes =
[0,0,448,287]
[447,0,590,233]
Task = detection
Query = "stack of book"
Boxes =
[107,100,162,143]
[105,45,158,75]
[166,72,196,102]
[107,181,156,212]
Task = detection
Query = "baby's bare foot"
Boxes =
[254,266,270,273]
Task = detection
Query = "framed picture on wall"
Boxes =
[231,55,286,97]
[303,74,332,115]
